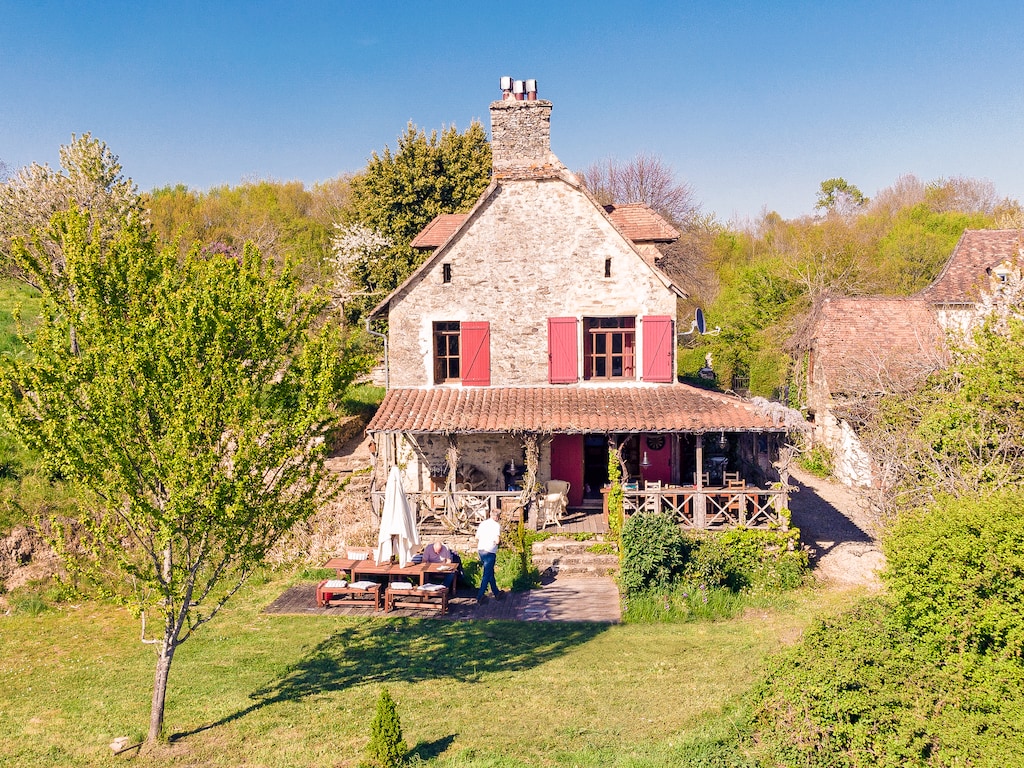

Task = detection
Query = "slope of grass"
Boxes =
[0,573,853,767]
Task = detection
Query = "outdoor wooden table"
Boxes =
[323,558,435,587]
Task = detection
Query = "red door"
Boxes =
[550,434,584,507]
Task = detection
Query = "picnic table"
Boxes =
[322,557,457,613]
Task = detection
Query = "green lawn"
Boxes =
[0,573,855,767]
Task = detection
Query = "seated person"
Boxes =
[421,541,459,590]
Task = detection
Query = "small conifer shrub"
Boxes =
[365,686,408,768]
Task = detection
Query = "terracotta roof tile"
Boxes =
[366,385,790,435]
[409,214,469,249]
[810,296,946,394]
[604,203,679,242]
[921,229,1024,304]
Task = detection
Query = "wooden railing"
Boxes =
[619,487,787,530]
[373,485,788,533]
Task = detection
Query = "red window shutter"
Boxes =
[641,316,674,382]
[461,322,490,386]
[548,317,579,384]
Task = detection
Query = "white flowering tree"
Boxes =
[0,133,146,291]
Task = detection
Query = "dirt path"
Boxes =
[787,466,884,589]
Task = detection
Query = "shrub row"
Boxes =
[619,511,806,597]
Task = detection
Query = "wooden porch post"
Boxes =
[444,435,459,514]
[520,433,539,529]
[694,434,707,528]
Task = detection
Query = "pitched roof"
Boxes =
[366,385,793,435]
[921,229,1024,304]
[604,203,679,242]
[411,202,680,251]
[808,296,946,395]
[410,214,468,249]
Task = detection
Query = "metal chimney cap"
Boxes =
[525,78,537,92]
[512,79,526,94]
[499,75,513,91]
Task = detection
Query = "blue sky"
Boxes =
[3,0,1023,222]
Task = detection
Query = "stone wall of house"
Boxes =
[386,178,678,387]
[396,432,554,494]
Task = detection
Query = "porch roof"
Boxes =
[366,385,794,435]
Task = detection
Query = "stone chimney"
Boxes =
[490,77,555,173]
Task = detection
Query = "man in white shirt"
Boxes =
[474,508,504,604]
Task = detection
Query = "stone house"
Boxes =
[365,79,794,529]
[796,229,1023,487]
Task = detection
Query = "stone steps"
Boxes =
[531,538,620,578]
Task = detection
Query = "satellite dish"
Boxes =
[678,307,720,337]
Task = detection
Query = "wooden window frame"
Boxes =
[584,317,636,380]
[433,321,461,383]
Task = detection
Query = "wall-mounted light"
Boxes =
[640,452,651,468]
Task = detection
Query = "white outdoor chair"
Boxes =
[538,480,569,529]
[644,480,662,513]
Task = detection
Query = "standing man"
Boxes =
[475,508,504,605]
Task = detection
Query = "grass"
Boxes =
[0,278,42,359]
[0,573,854,767]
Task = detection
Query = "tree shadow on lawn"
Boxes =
[170,617,608,741]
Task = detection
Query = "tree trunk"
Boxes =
[148,631,177,742]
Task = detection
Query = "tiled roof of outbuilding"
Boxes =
[808,296,946,395]
[409,214,469,249]
[366,385,792,435]
[604,203,679,242]
[921,229,1024,304]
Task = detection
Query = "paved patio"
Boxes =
[264,576,621,623]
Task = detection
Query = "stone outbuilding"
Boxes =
[795,229,1023,487]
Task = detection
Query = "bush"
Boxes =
[885,488,1024,658]
[365,686,407,768]
[686,528,806,593]
[797,444,833,478]
[748,598,1024,767]
[620,516,806,597]
[619,512,690,594]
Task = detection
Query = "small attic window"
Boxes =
[442,263,452,283]
[604,258,612,278]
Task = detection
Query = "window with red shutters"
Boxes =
[641,315,674,382]
[460,321,490,386]
[548,317,579,384]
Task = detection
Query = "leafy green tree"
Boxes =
[0,208,364,743]
[338,121,490,318]
[814,177,868,215]
[147,179,342,290]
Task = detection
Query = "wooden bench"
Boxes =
[316,580,381,611]
[384,583,449,614]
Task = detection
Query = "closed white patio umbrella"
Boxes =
[376,465,420,566]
